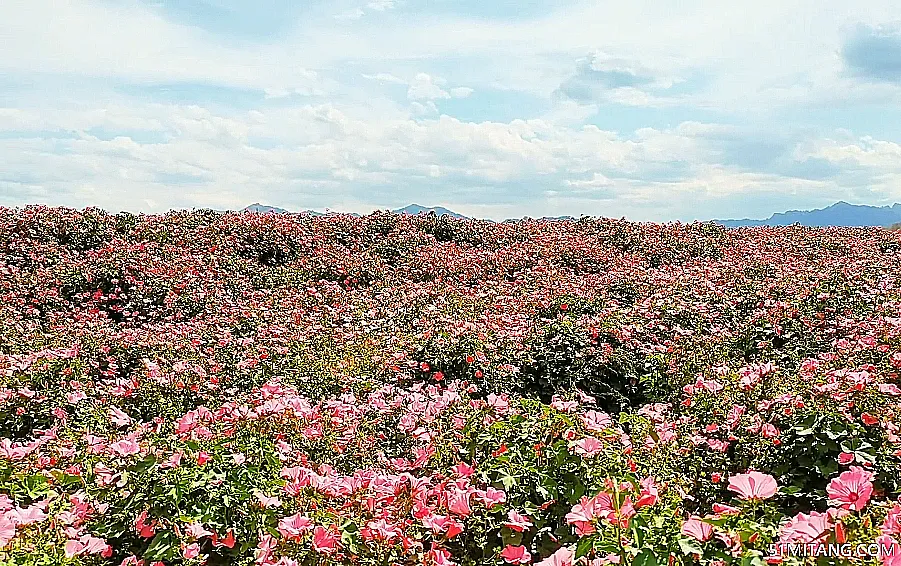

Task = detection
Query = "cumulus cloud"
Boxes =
[566,172,614,187]
[555,51,686,107]
[362,72,408,84]
[407,73,451,100]
[334,8,366,20]
[366,0,396,12]
[794,135,901,172]
[5,88,897,221]
[449,87,474,98]
[335,0,396,20]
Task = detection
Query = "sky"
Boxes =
[2,1,901,221]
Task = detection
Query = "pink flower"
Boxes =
[447,489,472,517]
[0,516,16,548]
[108,407,132,427]
[616,496,636,528]
[64,535,111,558]
[838,452,854,465]
[196,451,211,466]
[7,504,47,525]
[362,518,403,542]
[278,513,313,542]
[134,510,156,538]
[635,477,658,508]
[778,511,833,544]
[109,439,140,457]
[162,451,183,468]
[711,502,740,516]
[312,526,338,555]
[879,383,901,396]
[254,534,276,565]
[580,410,612,432]
[550,396,579,412]
[182,542,200,559]
[882,504,901,536]
[876,535,901,566]
[862,413,880,425]
[253,490,281,508]
[536,546,574,566]
[565,492,614,535]
[565,498,598,536]
[727,471,778,501]
[572,437,604,457]
[681,517,713,541]
[185,522,212,539]
[63,540,83,558]
[501,545,532,564]
[827,466,874,511]
[428,547,455,566]
[487,393,511,414]
[478,487,507,507]
[504,510,534,532]
[67,391,87,404]
[451,462,475,477]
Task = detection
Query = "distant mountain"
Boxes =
[242,204,334,216]
[243,203,291,214]
[242,203,465,218]
[502,215,579,222]
[716,202,901,228]
[392,204,468,219]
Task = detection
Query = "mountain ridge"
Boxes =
[240,201,901,227]
[241,203,469,219]
[716,201,901,227]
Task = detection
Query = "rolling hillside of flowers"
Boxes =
[3,206,901,566]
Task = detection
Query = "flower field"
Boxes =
[3,206,901,566]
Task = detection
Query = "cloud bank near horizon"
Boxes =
[2,0,901,221]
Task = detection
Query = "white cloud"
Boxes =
[5,88,891,219]
[566,172,614,188]
[795,136,901,171]
[362,72,408,84]
[366,0,396,12]
[407,73,451,100]
[334,8,365,20]
[335,0,396,20]
[449,87,475,98]
[410,101,440,115]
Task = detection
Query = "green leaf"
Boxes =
[145,531,178,561]
[575,536,594,559]
[678,537,704,556]
[854,450,876,465]
[501,474,517,489]
[634,549,658,566]
[131,454,158,473]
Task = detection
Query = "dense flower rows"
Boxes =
[2,206,901,565]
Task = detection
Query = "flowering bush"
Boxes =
[2,207,901,565]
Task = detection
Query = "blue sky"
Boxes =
[2,1,901,221]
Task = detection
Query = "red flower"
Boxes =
[501,545,532,564]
